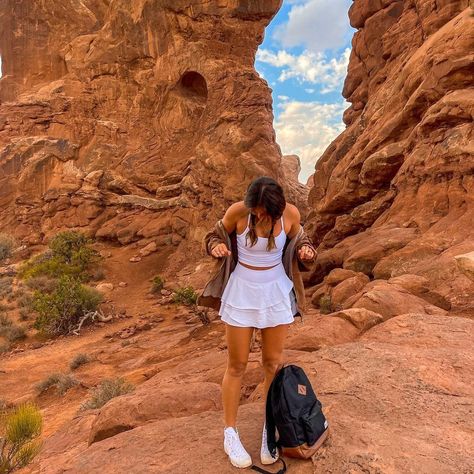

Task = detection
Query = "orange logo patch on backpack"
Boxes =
[297,384,307,395]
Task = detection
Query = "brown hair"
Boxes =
[243,176,286,251]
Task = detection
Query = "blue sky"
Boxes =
[255,0,356,183]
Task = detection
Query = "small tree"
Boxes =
[32,275,102,335]
[151,275,164,294]
[172,287,198,306]
[0,403,43,473]
[19,231,101,282]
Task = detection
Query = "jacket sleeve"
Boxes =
[202,222,225,257]
[295,230,317,272]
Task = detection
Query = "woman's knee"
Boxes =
[226,360,248,377]
[262,358,283,375]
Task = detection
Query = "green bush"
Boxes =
[70,353,91,371]
[0,402,43,473]
[151,275,164,293]
[171,286,198,306]
[19,231,101,282]
[35,373,78,396]
[32,275,103,335]
[318,294,333,314]
[0,233,16,263]
[19,252,82,281]
[80,378,134,411]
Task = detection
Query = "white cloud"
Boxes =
[274,0,353,53]
[305,88,315,93]
[278,95,290,101]
[256,47,350,94]
[274,100,349,182]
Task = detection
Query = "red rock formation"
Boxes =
[17,312,474,473]
[0,0,289,261]
[306,1,474,315]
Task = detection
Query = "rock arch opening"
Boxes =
[178,71,208,100]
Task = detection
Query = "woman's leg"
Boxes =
[261,323,290,409]
[222,323,255,428]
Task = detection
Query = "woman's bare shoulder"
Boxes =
[284,203,301,223]
[284,203,301,238]
[222,201,248,233]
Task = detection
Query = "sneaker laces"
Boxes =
[225,427,250,458]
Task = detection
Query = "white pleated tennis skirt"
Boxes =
[218,261,295,328]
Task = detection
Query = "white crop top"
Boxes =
[237,213,287,267]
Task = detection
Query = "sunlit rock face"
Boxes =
[0,0,291,252]
[305,1,474,314]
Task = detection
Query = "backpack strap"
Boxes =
[265,373,278,458]
[251,458,287,474]
[265,363,287,458]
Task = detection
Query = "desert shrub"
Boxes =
[0,325,26,343]
[0,314,12,328]
[88,268,106,282]
[0,233,16,263]
[318,295,333,314]
[32,275,103,335]
[25,276,57,294]
[0,278,13,299]
[16,292,34,309]
[171,286,197,306]
[18,308,30,322]
[19,231,101,282]
[0,402,43,473]
[151,275,164,293]
[35,373,78,396]
[70,353,91,370]
[0,315,24,344]
[80,378,134,411]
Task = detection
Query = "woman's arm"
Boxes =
[206,202,245,258]
[286,204,302,240]
[286,204,317,264]
[221,201,243,234]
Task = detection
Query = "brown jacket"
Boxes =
[196,219,317,323]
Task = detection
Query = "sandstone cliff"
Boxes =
[0,0,295,267]
[306,0,474,317]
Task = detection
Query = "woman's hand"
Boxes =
[211,243,232,258]
[297,245,316,261]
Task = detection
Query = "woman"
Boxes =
[200,176,316,469]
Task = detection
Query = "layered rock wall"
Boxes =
[0,0,288,254]
[306,1,474,313]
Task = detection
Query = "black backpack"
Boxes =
[251,363,329,473]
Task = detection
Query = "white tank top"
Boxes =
[237,213,287,267]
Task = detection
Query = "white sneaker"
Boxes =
[223,426,252,468]
[261,422,279,465]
